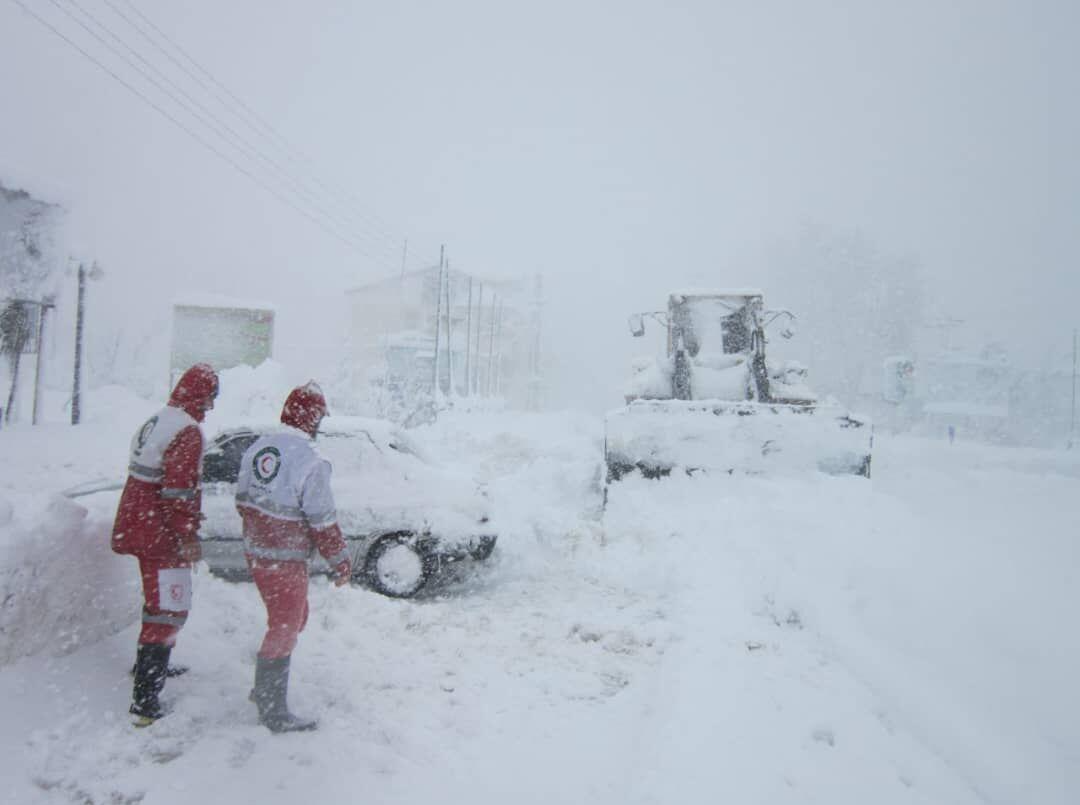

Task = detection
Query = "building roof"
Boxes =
[173,294,277,312]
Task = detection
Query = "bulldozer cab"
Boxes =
[666,292,763,359]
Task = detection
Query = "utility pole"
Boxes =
[493,299,504,396]
[445,260,455,396]
[71,263,86,425]
[529,274,543,410]
[431,246,445,396]
[464,276,473,398]
[474,282,483,395]
[486,293,498,396]
[31,297,55,425]
[1069,327,1077,449]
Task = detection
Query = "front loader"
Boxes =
[603,291,872,484]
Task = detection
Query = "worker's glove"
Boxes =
[331,558,352,587]
[178,538,202,564]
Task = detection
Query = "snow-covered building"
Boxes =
[915,349,1012,442]
[346,266,543,421]
[883,343,1077,448]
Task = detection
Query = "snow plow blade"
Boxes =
[604,399,872,482]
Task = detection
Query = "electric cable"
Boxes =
[8,0,386,258]
[109,0,431,257]
[52,0,408,265]
[9,0,479,281]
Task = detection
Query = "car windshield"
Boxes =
[202,423,429,485]
[203,431,259,484]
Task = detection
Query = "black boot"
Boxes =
[130,643,171,726]
[130,662,188,678]
[252,655,317,733]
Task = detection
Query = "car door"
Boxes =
[199,430,260,576]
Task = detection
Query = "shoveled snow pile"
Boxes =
[0,392,1076,804]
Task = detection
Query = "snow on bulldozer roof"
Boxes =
[668,288,764,300]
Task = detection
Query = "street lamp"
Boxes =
[71,260,104,425]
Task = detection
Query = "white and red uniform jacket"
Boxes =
[235,426,350,570]
[111,405,203,561]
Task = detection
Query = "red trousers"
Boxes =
[137,557,192,646]
[249,558,309,659]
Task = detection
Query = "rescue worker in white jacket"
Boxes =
[235,382,351,733]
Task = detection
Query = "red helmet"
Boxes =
[281,381,328,437]
[169,363,219,422]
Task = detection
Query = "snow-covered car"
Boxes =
[197,417,497,597]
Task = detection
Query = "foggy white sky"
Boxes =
[1,0,1077,409]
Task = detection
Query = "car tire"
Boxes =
[468,535,497,561]
[363,532,433,598]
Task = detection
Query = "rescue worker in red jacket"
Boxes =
[111,363,219,726]
[235,381,351,733]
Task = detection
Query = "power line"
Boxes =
[9,0,383,258]
[51,0,408,264]
[118,0,298,156]
[10,0,475,280]
[110,0,427,257]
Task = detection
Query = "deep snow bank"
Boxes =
[0,381,164,665]
[0,408,150,665]
[0,494,139,666]
[0,383,154,665]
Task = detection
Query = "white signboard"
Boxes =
[170,303,274,382]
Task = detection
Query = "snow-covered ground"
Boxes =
[1,386,1078,804]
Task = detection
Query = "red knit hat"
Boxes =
[281,381,328,437]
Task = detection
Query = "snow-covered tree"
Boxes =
[0,184,63,298]
[762,223,924,408]
[0,182,64,420]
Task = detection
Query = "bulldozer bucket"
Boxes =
[603,399,872,483]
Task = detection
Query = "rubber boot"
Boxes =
[252,655,317,733]
[130,643,171,726]
[130,662,188,678]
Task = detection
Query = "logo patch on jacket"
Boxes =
[135,416,159,453]
[156,568,192,612]
[253,446,282,483]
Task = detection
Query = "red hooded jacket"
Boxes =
[111,364,218,561]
